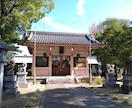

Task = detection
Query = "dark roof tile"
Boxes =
[26,31,103,46]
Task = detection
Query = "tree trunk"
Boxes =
[114,63,117,81]
[101,60,107,79]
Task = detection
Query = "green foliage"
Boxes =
[112,96,118,100]
[6,51,14,60]
[30,96,37,101]
[24,101,33,107]
[122,99,129,104]
[104,93,110,96]
[35,89,40,94]
[0,0,54,47]
[23,89,41,107]
[93,18,132,75]
[27,68,31,72]
[33,89,40,97]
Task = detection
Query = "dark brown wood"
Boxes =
[52,56,70,76]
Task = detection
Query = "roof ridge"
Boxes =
[27,30,88,35]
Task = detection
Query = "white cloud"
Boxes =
[70,17,77,21]
[42,17,84,33]
[76,0,85,16]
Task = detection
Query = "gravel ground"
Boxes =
[2,83,132,108]
[81,83,132,108]
[2,84,45,108]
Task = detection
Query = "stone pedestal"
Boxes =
[104,73,116,87]
[3,75,19,96]
[121,61,132,94]
[17,72,28,88]
[121,74,132,94]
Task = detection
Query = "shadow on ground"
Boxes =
[42,84,126,108]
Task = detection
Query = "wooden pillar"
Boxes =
[70,47,74,76]
[49,55,52,76]
[86,47,89,76]
[70,55,74,76]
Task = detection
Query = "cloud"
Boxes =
[76,0,85,16]
[42,17,83,33]
[70,17,77,21]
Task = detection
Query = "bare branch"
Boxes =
[6,0,22,16]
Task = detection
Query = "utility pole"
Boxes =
[33,27,36,84]
[89,34,92,85]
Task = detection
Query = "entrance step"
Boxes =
[47,76,77,84]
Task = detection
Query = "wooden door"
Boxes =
[52,56,70,76]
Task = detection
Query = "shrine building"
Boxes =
[24,31,103,77]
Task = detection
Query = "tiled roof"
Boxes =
[25,31,103,46]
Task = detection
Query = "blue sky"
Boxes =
[31,0,132,33]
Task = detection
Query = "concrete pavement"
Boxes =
[40,84,124,108]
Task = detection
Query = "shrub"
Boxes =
[112,96,118,100]
[24,101,33,107]
[122,99,128,104]
[36,89,40,93]
[33,89,40,97]
[93,76,105,84]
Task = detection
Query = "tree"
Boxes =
[118,25,132,67]
[89,23,97,37]
[0,0,54,46]
[92,18,131,78]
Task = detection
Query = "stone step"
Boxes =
[47,76,76,84]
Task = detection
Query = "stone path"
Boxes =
[41,84,124,108]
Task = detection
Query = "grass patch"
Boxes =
[23,89,41,107]
[96,91,101,93]
[2,85,45,108]
[84,84,132,107]
[24,101,33,108]
[30,96,37,101]
[32,89,40,97]
[112,96,118,100]
[36,89,40,93]
[122,99,129,104]
[92,76,105,85]
[92,87,98,91]
[90,87,94,89]
[104,93,110,96]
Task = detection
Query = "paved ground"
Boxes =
[41,84,124,108]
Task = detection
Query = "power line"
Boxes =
[119,0,132,14]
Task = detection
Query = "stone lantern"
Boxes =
[0,40,12,107]
[17,63,28,87]
[121,61,132,94]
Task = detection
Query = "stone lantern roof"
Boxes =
[0,40,12,51]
